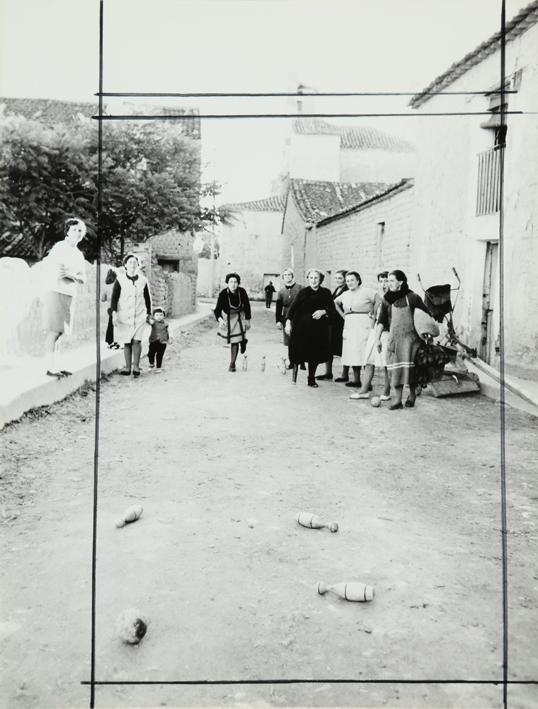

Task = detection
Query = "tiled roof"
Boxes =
[222,195,286,213]
[293,118,414,152]
[410,0,538,107]
[0,233,39,261]
[316,178,414,226]
[0,97,201,138]
[289,179,390,224]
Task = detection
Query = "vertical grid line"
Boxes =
[91,2,104,707]
[498,1,509,708]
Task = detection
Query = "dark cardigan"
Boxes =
[213,287,251,320]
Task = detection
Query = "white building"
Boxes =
[409,0,538,379]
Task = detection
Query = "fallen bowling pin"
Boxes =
[297,512,338,533]
[115,504,143,528]
[116,608,149,644]
[317,581,375,602]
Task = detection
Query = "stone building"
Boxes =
[217,195,286,295]
[275,116,416,186]
[304,179,414,290]
[280,178,389,282]
[124,229,198,317]
[409,0,538,378]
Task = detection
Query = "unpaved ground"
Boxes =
[1,304,537,709]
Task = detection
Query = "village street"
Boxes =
[1,304,537,709]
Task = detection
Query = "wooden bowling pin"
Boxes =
[280,357,287,374]
[261,355,266,372]
[317,581,375,602]
[297,511,338,533]
[242,354,248,371]
[115,504,143,528]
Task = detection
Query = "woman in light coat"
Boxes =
[110,253,152,377]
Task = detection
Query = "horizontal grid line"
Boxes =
[82,679,538,686]
[91,111,523,121]
[96,90,517,98]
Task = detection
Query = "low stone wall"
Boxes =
[0,257,111,363]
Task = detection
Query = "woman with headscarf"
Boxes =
[214,272,251,372]
[110,253,152,377]
[316,269,348,382]
[285,268,335,387]
[374,269,431,409]
[334,271,377,389]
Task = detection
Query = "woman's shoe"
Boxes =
[316,373,333,380]
[132,370,141,378]
[405,398,415,408]
[389,402,403,410]
[307,380,319,388]
[119,369,131,376]
[380,394,391,401]
[229,364,236,372]
[334,377,349,383]
[345,381,361,388]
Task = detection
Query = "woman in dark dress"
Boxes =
[285,268,335,387]
[214,272,251,372]
[317,269,348,382]
[374,269,431,410]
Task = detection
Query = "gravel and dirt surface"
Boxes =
[1,304,537,709]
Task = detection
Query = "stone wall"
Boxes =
[411,22,538,378]
[0,257,111,363]
[305,183,414,290]
[280,194,308,282]
[218,210,283,294]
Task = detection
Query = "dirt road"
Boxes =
[1,304,537,708]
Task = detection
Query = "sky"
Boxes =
[0,0,531,202]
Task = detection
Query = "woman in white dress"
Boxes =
[334,271,377,389]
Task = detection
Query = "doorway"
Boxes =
[480,241,499,364]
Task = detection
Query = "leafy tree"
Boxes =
[0,116,95,260]
[0,115,204,263]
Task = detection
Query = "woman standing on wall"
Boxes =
[214,272,251,372]
[374,269,431,409]
[317,269,348,382]
[334,271,377,390]
[111,253,152,377]
[285,268,335,387]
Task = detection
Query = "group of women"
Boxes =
[214,266,433,410]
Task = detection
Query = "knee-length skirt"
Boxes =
[218,311,247,344]
[386,332,422,388]
[43,291,72,333]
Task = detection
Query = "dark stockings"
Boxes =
[122,343,132,373]
[230,343,239,367]
[351,366,362,385]
[307,362,318,384]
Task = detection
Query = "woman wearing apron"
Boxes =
[214,272,252,372]
[334,271,377,389]
[374,269,431,409]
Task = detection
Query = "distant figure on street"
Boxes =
[111,253,152,378]
[43,217,87,378]
[214,272,251,372]
[101,267,120,349]
[285,268,335,387]
[147,308,170,372]
[334,271,377,391]
[275,268,303,369]
[375,269,431,410]
[264,281,276,308]
[317,269,348,382]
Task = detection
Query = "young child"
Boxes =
[147,308,170,372]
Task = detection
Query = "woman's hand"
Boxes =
[377,340,383,353]
[276,322,283,330]
[312,309,326,320]
[284,321,291,336]
[112,312,118,326]
[218,316,225,325]
[245,320,251,331]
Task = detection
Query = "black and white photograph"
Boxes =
[0,0,537,707]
